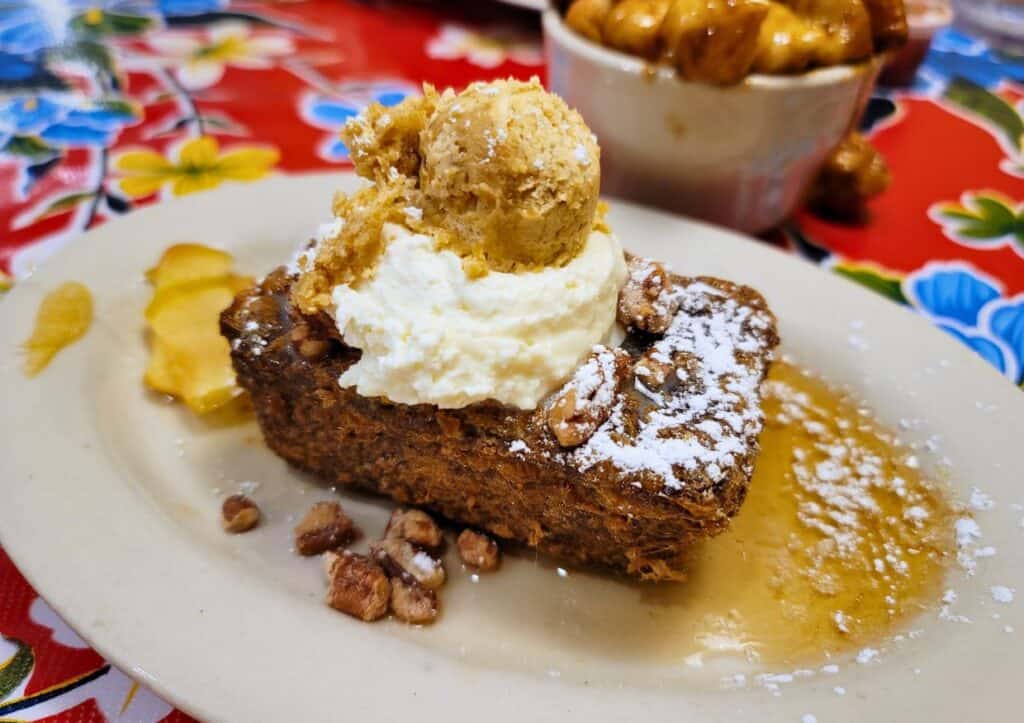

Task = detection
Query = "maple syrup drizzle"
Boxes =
[649,360,956,666]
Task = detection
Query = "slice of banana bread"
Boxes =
[222,258,778,581]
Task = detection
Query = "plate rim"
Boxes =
[1,172,1022,723]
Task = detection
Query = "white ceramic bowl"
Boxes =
[544,8,884,233]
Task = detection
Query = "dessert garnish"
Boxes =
[143,243,252,414]
[564,0,908,84]
[323,551,391,622]
[294,501,359,556]
[221,78,780,582]
[22,281,93,377]
[221,494,261,534]
[808,131,892,220]
[291,78,624,410]
[672,360,956,665]
[457,529,501,572]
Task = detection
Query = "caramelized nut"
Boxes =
[548,345,631,447]
[295,501,358,556]
[389,578,439,624]
[371,537,446,590]
[566,0,614,43]
[603,0,670,59]
[634,346,687,392]
[617,257,679,334]
[289,324,310,342]
[457,529,500,572]
[385,508,443,551]
[323,551,390,622]
[298,338,329,360]
[633,349,674,390]
[221,494,260,533]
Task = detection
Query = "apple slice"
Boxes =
[144,273,252,414]
[146,243,234,291]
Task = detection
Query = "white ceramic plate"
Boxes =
[1,173,1021,723]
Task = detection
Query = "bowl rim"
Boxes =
[542,6,883,90]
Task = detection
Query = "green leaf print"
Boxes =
[70,11,153,36]
[2,136,56,160]
[0,638,33,702]
[833,264,908,305]
[944,77,1024,151]
[939,193,1024,242]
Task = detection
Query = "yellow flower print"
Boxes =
[114,136,279,198]
[148,21,294,89]
[425,23,542,69]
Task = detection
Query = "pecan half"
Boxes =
[457,529,500,572]
[634,346,686,393]
[221,494,260,533]
[389,578,439,624]
[548,346,631,447]
[385,508,443,552]
[298,338,330,360]
[295,501,359,556]
[617,257,679,334]
[323,551,390,622]
[371,537,446,590]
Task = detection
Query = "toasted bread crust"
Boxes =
[222,266,778,581]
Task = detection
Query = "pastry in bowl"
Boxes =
[545,1,904,232]
[221,79,779,581]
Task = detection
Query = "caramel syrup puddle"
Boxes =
[438,360,956,683]
[21,282,93,377]
[647,360,956,667]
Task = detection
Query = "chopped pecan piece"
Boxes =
[221,494,260,533]
[808,131,891,220]
[633,348,676,391]
[289,324,310,342]
[323,551,390,622]
[295,501,358,556]
[548,345,631,447]
[298,338,330,360]
[457,529,500,572]
[389,578,439,624]
[617,257,679,334]
[385,508,443,551]
[371,537,446,590]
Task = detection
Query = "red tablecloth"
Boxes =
[2,1,1022,719]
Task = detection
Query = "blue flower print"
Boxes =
[301,82,418,163]
[0,52,39,81]
[0,95,137,148]
[904,262,1024,385]
[940,324,1010,376]
[0,3,54,55]
[988,299,1024,376]
[1,96,64,132]
[157,0,228,16]
[907,265,1001,326]
[916,28,1024,94]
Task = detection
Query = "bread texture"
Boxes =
[222,264,778,581]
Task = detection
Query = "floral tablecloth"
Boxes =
[2,1,1023,720]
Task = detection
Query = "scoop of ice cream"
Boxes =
[331,223,626,409]
[419,78,601,273]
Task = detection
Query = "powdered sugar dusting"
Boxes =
[233,295,269,357]
[955,517,983,575]
[991,585,1015,604]
[573,277,774,490]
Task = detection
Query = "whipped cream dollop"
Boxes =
[330,222,627,409]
